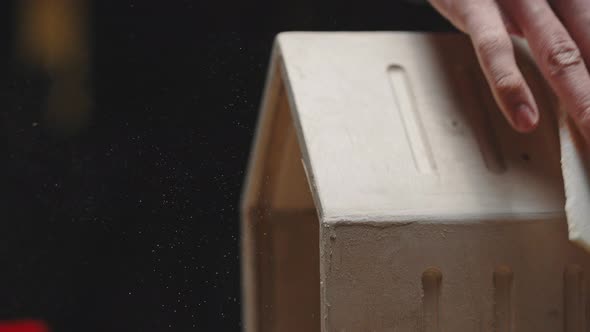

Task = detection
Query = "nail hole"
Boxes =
[564,264,584,332]
[451,120,458,127]
[422,267,443,285]
[521,153,530,161]
[493,265,514,332]
[422,267,442,332]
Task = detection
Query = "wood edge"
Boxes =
[559,109,590,255]
[276,36,326,222]
[240,39,283,332]
[240,42,282,216]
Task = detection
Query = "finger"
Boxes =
[427,0,521,36]
[427,0,469,33]
[463,1,539,132]
[552,0,590,65]
[501,0,590,141]
[499,9,523,37]
[429,0,522,37]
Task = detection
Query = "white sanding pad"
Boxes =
[560,113,590,252]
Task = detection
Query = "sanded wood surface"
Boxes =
[241,32,590,332]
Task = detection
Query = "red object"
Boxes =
[0,321,49,332]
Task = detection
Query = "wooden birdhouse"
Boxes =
[240,32,590,331]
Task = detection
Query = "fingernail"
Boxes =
[514,104,538,132]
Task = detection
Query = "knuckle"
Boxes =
[543,39,583,76]
[475,32,511,58]
[571,99,590,129]
[578,11,590,26]
[455,2,477,25]
[577,111,590,132]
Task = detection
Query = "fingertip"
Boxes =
[513,103,539,132]
[505,22,523,38]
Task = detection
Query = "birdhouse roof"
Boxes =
[242,32,564,225]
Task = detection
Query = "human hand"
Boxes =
[429,0,590,142]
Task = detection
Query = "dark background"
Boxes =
[0,1,453,331]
